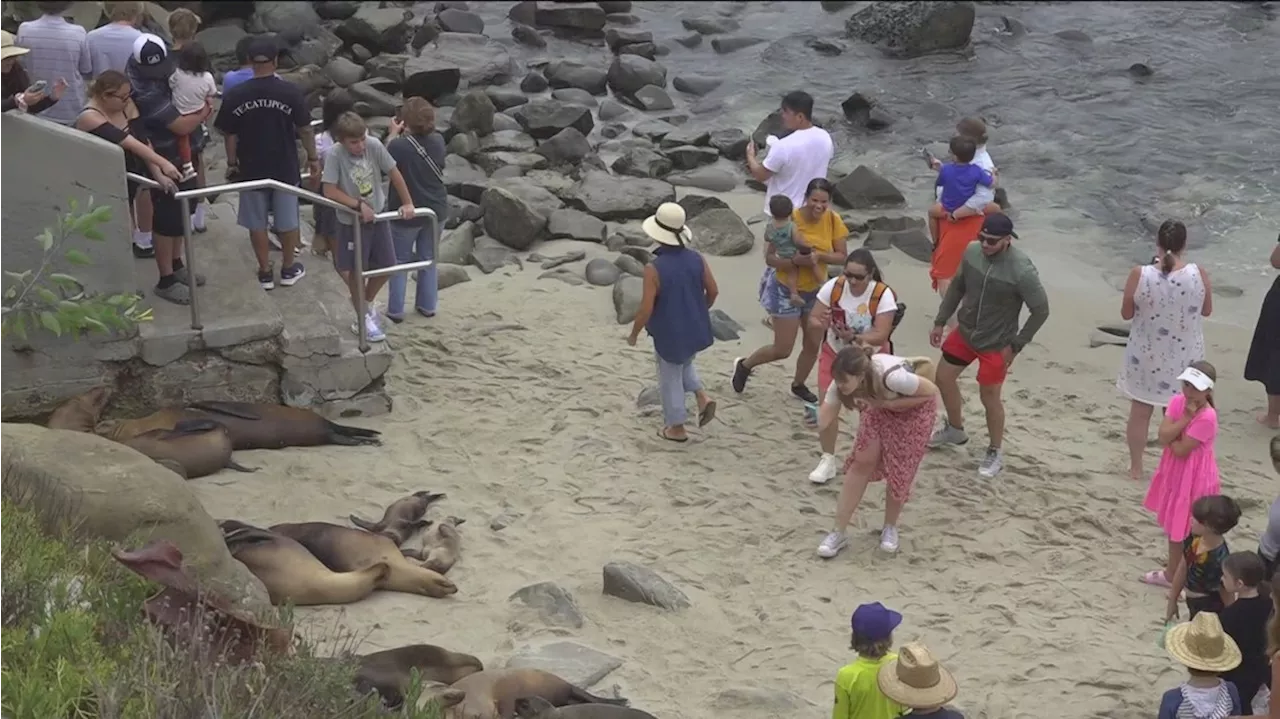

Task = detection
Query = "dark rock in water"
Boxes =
[585,258,622,286]
[520,70,550,93]
[569,171,675,221]
[537,127,592,167]
[600,122,627,138]
[486,87,529,111]
[548,208,607,242]
[1054,29,1092,42]
[612,147,672,179]
[602,561,691,610]
[679,194,731,218]
[672,74,722,97]
[598,98,629,121]
[832,166,906,209]
[509,582,585,629]
[537,249,587,269]
[681,16,740,35]
[515,100,595,140]
[659,127,710,149]
[452,90,496,136]
[316,1,361,20]
[337,5,414,55]
[631,119,678,141]
[412,18,442,52]
[1128,62,1154,78]
[841,92,874,121]
[598,0,633,12]
[481,129,538,153]
[552,87,597,106]
[437,263,472,289]
[667,168,736,192]
[618,41,658,60]
[674,32,703,48]
[613,275,644,323]
[625,85,674,112]
[546,60,609,95]
[845,1,976,58]
[511,22,548,48]
[711,36,766,54]
[710,308,744,341]
[688,208,754,256]
[820,0,856,9]
[605,27,652,51]
[437,7,484,34]
[607,54,668,95]
[614,254,645,277]
[482,187,548,251]
[708,128,749,160]
[469,235,516,273]
[664,145,720,171]
[535,1,608,33]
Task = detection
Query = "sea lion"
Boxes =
[354,644,484,707]
[96,400,381,450]
[350,491,446,545]
[450,669,629,719]
[46,386,112,432]
[514,697,657,719]
[419,682,468,711]
[219,520,389,606]
[269,521,457,599]
[416,516,465,574]
[122,420,258,479]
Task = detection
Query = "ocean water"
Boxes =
[462,0,1280,317]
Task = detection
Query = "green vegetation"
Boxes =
[1,199,152,342]
[0,501,442,719]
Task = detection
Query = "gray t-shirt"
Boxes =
[321,136,397,226]
[385,132,448,227]
[1260,496,1280,560]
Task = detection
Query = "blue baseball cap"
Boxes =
[980,213,1018,239]
[851,602,903,641]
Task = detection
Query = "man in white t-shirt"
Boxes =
[746,90,834,214]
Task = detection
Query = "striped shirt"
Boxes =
[15,14,91,125]
[87,22,141,76]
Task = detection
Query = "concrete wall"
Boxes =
[1,112,141,417]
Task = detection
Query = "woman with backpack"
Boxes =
[807,248,904,484]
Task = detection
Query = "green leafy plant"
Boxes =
[1,198,153,342]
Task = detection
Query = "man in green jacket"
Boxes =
[928,215,1050,478]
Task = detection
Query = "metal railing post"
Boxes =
[179,196,203,330]
[353,220,368,354]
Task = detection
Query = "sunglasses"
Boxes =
[979,233,1006,245]
[112,90,132,100]
[844,272,868,281]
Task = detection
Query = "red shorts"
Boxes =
[941,331,1008,386]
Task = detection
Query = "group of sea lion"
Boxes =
[44,387,382,479]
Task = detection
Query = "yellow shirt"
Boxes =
[832,654,904,719]
[779,208,849,293]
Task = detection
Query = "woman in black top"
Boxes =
[384,96,449,321]
[1,30,66,115]
[1245,234,1280,429]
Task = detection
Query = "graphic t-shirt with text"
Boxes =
[212,75,309,185]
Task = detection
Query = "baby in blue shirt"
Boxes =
[927,135,995,247]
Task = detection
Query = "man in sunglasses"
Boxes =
[927,214,1050,478]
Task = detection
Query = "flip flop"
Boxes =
[1140,569,1171,588]
[657,428,688,443]
[698,400,717,427]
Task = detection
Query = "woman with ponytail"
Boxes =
[1117,219,1211,481]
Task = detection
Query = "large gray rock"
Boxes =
[437,7,485,34]
[551,88,597,107]
[194,25,247,72]
[678,194,732,218]
[545,60,608,95]
[612,275,643,323]
[681,16,740,34]
[251,1,322,35]
[606,54,667,95]
[569,171,674,221]
[547,208,606,242]
[534,2,607,33]
[443,155,488,202]
[485,87,529,111]
[315,1,360,20]
[452,90,496,136]
[338,5,414,54]
[509,581,584,628]
[672,74,722,97]
[625,85,674,112]
[520,69,549,93]
[611,147,671,179]
[598,98,629,121]
[688,208,754,256]
[437,263,472,289]
[364,53,411,85]
[403,33,512,100]
[658,127,710,149]
[668,168,737,192]
[469,235,515,273]
[323,56,365,87]
[505,641,622,689]
[585,257,621,286]
[710,309,745,341]
[845,0,976,57]
[347,80,399,116]
[605,27,652,51]
[481,129,538,153]
[439,220,478,265]
[664,145,719,171]
[602,560,691,610]
[536,127,592,167]
[708,127,749,160]
[832,166,906,209]
[515,100,594,140]
[614,254,645,277]
[480,186,548,250]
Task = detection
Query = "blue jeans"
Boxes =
[656,351,704,427]
[387,222,437,318]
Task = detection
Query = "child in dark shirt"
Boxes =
[1166,494,1242,622]
[1219,551,1273,714]
[877,641,964,718]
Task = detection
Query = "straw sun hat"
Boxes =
[1165,612,1242,673]
[641,202,693,248]
[876,642,959,708]
[1,31,31,61]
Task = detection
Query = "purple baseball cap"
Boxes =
[851,602,903,641]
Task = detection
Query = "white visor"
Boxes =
[1177,367,1214,391]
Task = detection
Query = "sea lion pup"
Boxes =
[514,697,658,719]
[186,400,382,449]
[413,516,465,574]
[122,420,258,479]
[450,669,629,719]
[219,520,389,606]
[269,521,457,599]
[354,644,483,707]
[46,386,112,432]
[350,491,446,545]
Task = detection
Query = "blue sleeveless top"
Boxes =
[647,246,714,365]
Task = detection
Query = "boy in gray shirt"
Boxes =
[321,111,415,343]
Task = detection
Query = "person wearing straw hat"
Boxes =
[1,29,66,115]
[877,642,962,717]
[627,202,719,443]
[1158,612,1243,719]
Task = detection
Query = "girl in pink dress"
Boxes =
[1142,361,1221,588]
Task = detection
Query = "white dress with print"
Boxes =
[1116,264,1206,407]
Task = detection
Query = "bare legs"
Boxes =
[792,315,822,388]
[832,437,882,532]
[744,315,800,369]
[1259,394,1280,429]
[1126,400,1156,480]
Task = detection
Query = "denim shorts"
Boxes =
[760,270,818,319]
[238,188,300,233]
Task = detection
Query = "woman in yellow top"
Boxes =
[733,177,850,403]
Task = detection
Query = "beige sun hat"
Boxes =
[641,202,693,248]
[876,642,959,709]
[1165,612,1242,673]
[1,31,30,61]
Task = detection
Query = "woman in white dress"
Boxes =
[1117,219,1212,480]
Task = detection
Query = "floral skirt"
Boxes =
[842,397,938,503]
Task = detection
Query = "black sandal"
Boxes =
[657,428,688,443]
[698,400,717,427]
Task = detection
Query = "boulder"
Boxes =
[520,69,550,93]
[844,0,976,57]
[448,131,479,158]
[678,194,732,218]
[667,168,736,192]
[537,127,592,167]
[606,54,667,95]
[323,56,365,87]
[480,186,551,251]
[315,1,361,20]
[452,90,496,136]
[485,87,529,111]
[688,208,754,256]
[709,308,744,341]
[612,275,644,323]
[509,581,585,628]
[250,1,321,35]
[708,127,749,160]
[611,147,671,179]
[481,129,538,153]
[624,85,674,112]
[710,36,765,54]
[570,172,674,221]
[337,5,414,54]
[614,254,645,277]
[505,641,622,689]
[672,74,722,97]
[347,80,399,116]
[545,60,608,95]
[437,7,484,34]
[443,155,488,202]
[602,560,691,610]
[598,98,629,121]
[194,25,248,72]
[664,145,720,171]
[618,41,657,60]
[534,1,607,33]
[658,126,710,149]
[491,177,566,217]
[437,263,472,289]
[421,32,513,89]
[278,64,332,96]
[551,88,597,107]
[681,16,739,34]
[585,258,621,286]
[449,196,484,226]
[364,53,411,86]
[604,27,652,51]
[469,235,515,273]
[535,249,587,269]
[548,208,607,242]
[0,423,271,614]
[515,100,595,140]
[674,32,702,48]
[862,216,932,262]
[597,1,633,12]
[832,166,906,209]
[511,22,547,48]
[438,220,478,265]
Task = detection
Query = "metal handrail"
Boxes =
[125,171,438,353]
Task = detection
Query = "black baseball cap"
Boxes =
[980,214,1018,239]
[246,35,281,63]
[130,33,172,80]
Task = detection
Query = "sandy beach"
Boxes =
[190,191,1277,719]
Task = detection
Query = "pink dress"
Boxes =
[1142,393,1220,542]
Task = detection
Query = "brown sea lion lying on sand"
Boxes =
[269,521,457,598]
[123,420,257,479]
[96,400,381,450]
[514,697,657,719]
[450,669,629,719]
[219,520,388,606]
[350,491,446,545]
[401,516,465,574]
[46,386,112,432]
[354,644,484,708]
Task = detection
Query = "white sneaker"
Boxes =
[817,531,848,559]
[809,453,839,484]
[928,421,970,448]
[978,447,1004,478]
[350,311,386,343]
[879,525,899,553]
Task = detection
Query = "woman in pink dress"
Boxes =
[1142,360,1221,587]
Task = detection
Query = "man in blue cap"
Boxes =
[833,602,905,719]
[928,214,1050,479]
